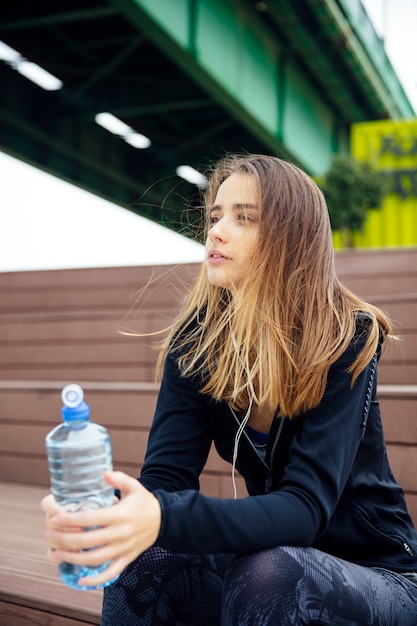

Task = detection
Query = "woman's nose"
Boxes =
[208,219,227,241]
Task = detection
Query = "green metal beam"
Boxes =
[335,0,414,118]
[109,0,346,174]
[57,34,145,111]
[264,0,366,119]
[0,8,119,31]
[309,0,414,119]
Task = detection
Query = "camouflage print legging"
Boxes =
[101,545,417,625]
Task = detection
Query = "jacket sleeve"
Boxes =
[151,337,378,554]
[139,350,213,493]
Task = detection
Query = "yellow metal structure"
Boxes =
[342,118,417,249]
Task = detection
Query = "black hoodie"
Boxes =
[139,321,417,573]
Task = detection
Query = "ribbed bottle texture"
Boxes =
[45,384,119,590]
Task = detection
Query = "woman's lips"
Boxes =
[208,249,229,264]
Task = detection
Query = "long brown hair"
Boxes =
[156,154,393,418]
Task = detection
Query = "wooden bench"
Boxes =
[0,249,416,624]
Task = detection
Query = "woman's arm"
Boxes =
[139,350,213,492]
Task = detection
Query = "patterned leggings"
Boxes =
[101,545,417,625]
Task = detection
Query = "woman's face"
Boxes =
[206,173,260,292]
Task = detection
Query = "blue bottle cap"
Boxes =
[61,384,90,421]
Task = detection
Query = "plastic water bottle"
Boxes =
[45,383,119,590]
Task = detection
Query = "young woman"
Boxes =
[43,154,417,625]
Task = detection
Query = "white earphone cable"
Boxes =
[231,395,253,499]
[229,329,259,498]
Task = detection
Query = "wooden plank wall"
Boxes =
[0,248,416,516]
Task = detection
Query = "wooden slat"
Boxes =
[0,386,159,427]
[379,396,417,443]
[405,494,417,528]
[375,300,417,332]
[334,248,417,276]
[0,365,152,382]
[0,287,182,314]
[385,445,417,493]
[0,312,176,341]
[0,600,98,626]
[0,342,153,366]
[378,362,417,385]
[341,277,417,298]
[0,263,199,290]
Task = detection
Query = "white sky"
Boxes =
[1,0,416,273]
[0,153,205,272]
[362,0,417,111]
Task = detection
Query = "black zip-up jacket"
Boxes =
[139,322,417,572]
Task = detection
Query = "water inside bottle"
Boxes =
[59,561,119,590]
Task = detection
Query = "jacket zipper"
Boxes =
[353,502,415,557]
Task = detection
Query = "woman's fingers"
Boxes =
[103,470,141,498]
[41,493,60,516]
[42,494,83,533]
[45,475,143,532]
[77,555,128,588]
[48,529,133,588]
[47,523,112,551]
[42,472,141,531]
[52,543,112,566]
[46,546,60,563]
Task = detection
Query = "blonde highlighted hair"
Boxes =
[156,154,392,418]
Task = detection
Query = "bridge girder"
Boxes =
[0,0,413,234]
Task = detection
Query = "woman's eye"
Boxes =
[238,213,255,223]
[208,215,219,225]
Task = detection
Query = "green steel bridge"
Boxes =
[0,0,414,235]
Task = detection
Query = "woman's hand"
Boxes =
[41,471,161,588]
